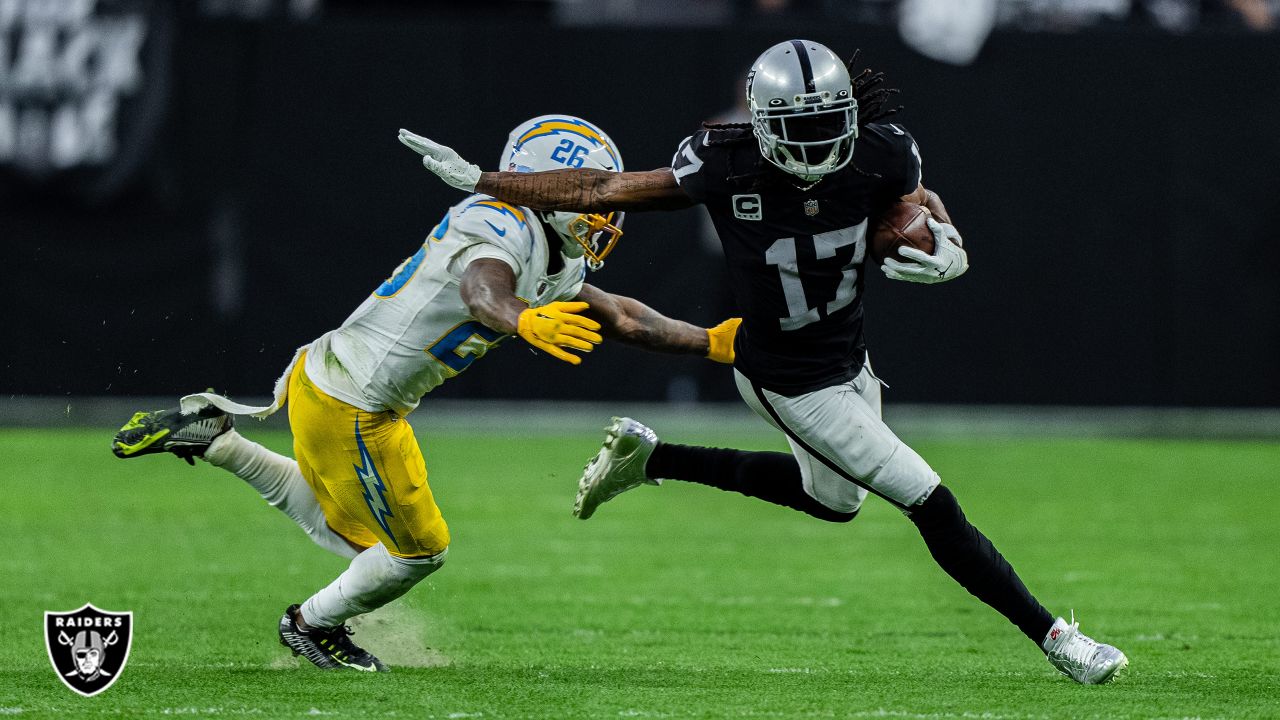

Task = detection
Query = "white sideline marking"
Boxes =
[155,710,265,716]
[713,595,844,607]
[844,711,1047,719]
[617,711,1049,720]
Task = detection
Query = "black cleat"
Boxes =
[277,604,388,673]
[111,402,232,465]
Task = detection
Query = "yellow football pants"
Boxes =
[286,355,449,558]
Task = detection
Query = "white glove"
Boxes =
[882,218,968,284]
[398,129,482,192]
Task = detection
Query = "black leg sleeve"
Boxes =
[646,443,856,523]
[909,485,1055,646]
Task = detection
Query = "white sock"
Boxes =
[204,429,359,559]
[300,543,446,628]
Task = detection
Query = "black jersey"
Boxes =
[672,122,922,396]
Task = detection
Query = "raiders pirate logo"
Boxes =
[44,603,133,696]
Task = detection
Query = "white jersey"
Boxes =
[304,194,586,416]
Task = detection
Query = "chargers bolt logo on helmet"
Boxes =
[500,115,625,270]
[747,40,859,182]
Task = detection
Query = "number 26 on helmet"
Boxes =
[499,114,626,270]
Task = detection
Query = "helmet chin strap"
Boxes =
[774,150,825,187]
[785,173,823,190]
[560,236,586,259]
[755,138,834,188]
[557,230,603,272]
[537,211,586,259]
[782,141,842,186]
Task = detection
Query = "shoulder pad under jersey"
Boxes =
[451,195,539,263]
[857,123,923,194]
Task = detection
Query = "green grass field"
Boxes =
[3,427,1278,719]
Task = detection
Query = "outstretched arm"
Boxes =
[575,284,739,363]
[398,129,694,212]
[477,168,694,213]
[460,259,603,365]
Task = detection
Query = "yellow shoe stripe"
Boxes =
[114,428,171,456]
[118,411,153,432]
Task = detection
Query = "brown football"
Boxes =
[870,202,934,265]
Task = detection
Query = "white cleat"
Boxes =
[1042,613,1128,684]
[573,417,660,520]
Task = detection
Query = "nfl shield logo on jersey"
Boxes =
[45,603,133,697]
[804,199,820,216]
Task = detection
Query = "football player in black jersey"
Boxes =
[399,39,1127,685]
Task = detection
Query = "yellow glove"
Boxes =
[517,301,603,365]
[706,317,741,364]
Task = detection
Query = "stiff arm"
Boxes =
[475,168,695,213]
[399,129,693,212]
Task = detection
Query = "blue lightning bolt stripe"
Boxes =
[353,418,399,550]
[464,200,528,229]
[513,118,620,169]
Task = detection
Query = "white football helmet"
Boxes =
[747,40,858,181]
[499,115,624,270]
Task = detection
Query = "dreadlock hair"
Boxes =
[846,49,903,128]
[700,49,903,187]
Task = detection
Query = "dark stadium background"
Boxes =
[5,5,1280,717]
[3,0,1278,409]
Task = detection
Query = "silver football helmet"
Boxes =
[746,40,858,181]
[499,115,625,270]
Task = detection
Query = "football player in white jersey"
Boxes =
[112,115,740,672]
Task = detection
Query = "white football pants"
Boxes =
[734,359,940,514]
